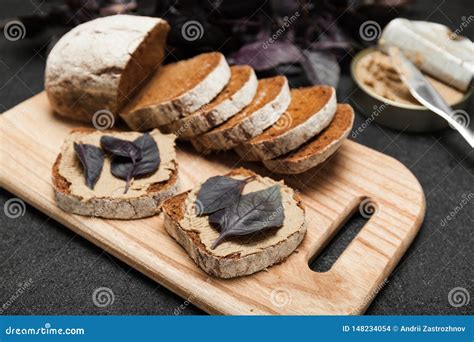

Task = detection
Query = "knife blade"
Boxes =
[388,47,474,148]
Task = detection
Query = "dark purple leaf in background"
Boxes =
[310,14,355,53]
[269,0,300,17]
[301,50,340,88]
[4,0,415,88]
[99,0,137,16]
[230,40,302,71]
[207,0,267,19]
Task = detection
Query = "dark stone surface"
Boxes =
[0,0,472,315]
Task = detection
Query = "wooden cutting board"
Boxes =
[0,93,425,315]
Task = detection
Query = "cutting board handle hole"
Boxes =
[309,197,375,273]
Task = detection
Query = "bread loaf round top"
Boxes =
[45,15,169,120]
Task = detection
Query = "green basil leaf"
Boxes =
[73,142,104,190]
[211,185,285,249]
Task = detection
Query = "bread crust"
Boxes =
[120,54,231,130]
[45,15,169,123]
[263,105,355,174]
[160,67,258,139]
[235,87,337,161]
[191,77,291,152]
[161,168,306,278]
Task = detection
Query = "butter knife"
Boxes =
[388,47,474,148]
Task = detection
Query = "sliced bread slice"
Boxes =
[120,52,231,130]
[161,168,306,278]
[234,86,337,161]
[45,15,170,122]
[263,104,354,174]
[160,65,258,139]
[52,128,179,219]
[191,76,291,152]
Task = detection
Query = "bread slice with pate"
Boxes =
[160,65,258,139]
[263,104,355,174]
[120,52,231,130]
[52,128,179,219]
[161,168,306,278]
[45,15,170,123]
[234,86,337,161]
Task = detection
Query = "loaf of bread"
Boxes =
[45,15,170,122]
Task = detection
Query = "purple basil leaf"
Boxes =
[211,185,285,249]
[73,142,104,190]
[311,14,355,52]
[99,1,137,16]
[110,133,160,193]
[109,159,135,194]
[230,41,302,71]
[208,208,226,229]
[129,133,160,178]
[196,176,250,215]
[269,0,300,17]
[100,135,142,163]
[301,50,340,88]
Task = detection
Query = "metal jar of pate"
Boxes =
[350,48,472,133]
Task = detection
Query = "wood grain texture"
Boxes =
[0,93,426,315]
